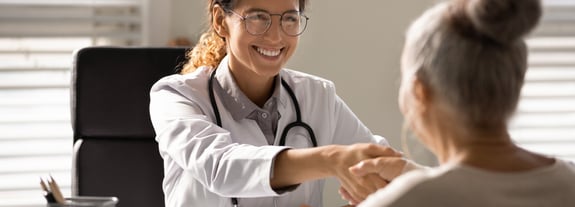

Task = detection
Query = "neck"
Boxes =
[429,124,513,164]
[427,121,554,171]
[229,67,275,108]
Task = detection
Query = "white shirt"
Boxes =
[359,159,575,207]
[150,56,388,207]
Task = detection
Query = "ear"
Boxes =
[212,5,229,38]
[411,77,431,114]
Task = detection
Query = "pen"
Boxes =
[40,178,57,203]
[48,176,66,204]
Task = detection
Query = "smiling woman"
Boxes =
[149,0,409,206]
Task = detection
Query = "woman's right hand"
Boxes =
[324,143,402,204]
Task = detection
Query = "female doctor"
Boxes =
[149,0,408,206]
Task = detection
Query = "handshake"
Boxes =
[326,144,408,206]
[296,143,414,207]
[273,143,418,206]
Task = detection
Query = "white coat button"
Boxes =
[261,112,268,119]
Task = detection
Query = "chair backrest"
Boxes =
[71,47,187,207]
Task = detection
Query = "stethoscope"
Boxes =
[208,69,318,207]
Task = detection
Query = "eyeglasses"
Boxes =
[226,10,309,37]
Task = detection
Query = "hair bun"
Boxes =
[463,0,542,44]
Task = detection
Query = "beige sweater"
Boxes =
[360,159,575,207]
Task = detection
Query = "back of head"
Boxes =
[462,0,542,45]
[403,0,542,129]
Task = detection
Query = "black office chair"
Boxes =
[71,47,188,207]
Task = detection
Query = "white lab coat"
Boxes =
[150,56,389,207]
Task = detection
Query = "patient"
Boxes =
[351,0,575,206]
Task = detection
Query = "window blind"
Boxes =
[0,0,142,206]
[510,0,575,162]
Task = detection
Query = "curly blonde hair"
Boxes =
[180,0,233,74]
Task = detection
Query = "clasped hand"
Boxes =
[327,144,406,205]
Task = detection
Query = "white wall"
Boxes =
[166,0,438,205]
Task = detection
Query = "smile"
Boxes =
[255,46,282,57]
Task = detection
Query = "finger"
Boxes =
[344,175,378,202]
[300,205,312,207]
[365,145,403,157]
[349,160,370,176]
[356,174,386,201]
[349,157,406,180]
[365,173,388,189]
[338,178,363,204]
[339,187,360,205]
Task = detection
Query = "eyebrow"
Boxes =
[243,7,300,14]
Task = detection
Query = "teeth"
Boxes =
[256,47,281,57]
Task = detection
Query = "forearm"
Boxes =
[270,146,334,189]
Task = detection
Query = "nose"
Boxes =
[263,16,282,42]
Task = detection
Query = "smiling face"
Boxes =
[215,0,301,80]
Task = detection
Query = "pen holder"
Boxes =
[47,196,118,207]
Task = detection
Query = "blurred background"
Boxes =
[0,0,574,206]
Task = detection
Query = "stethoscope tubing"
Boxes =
[208,69,317,207]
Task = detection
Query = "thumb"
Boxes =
[367,145,403,157]
[300,205,312,207]
[349,157,406,180]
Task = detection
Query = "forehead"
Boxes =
[234,0,300,13]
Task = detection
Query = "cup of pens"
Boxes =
[41,176,119,207]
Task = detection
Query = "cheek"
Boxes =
[228,33,253,54]
[284,37,298,56]
[289,37,298,48]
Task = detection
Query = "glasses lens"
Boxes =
[281,12,307,36]
[240,11,308,36]
[244,11,271,35]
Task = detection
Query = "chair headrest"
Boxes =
[71,47,188,141]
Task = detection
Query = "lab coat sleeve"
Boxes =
[327,84,389,146]
[150,78,289,198]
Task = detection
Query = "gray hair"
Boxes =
[403,0,542,129]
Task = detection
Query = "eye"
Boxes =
[283,13,301,23]
[245,11,270,22]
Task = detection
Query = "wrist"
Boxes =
[318,145,343,177]
[271,147,335,188]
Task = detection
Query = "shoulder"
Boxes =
[555,159,575,174]
[151,66,211,94]
[150,66,213,105]
[280,68,335,91]
[560,159,575,168]
[360,166,463,207]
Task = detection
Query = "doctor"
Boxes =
[150,0,408,206]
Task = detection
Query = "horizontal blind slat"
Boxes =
[0,1,143,206]
[0,0,140,7]
[511,2,575,162]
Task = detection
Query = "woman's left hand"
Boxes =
[349,156,407,181]
[339,156,407,205]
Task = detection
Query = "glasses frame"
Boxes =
[226,9,309,37]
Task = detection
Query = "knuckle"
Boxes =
[364,143,377,151]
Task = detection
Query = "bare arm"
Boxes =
[271,144,403,200]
